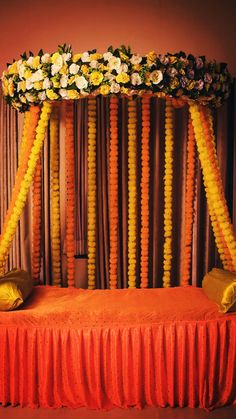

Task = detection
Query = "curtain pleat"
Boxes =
[0,86,235,288]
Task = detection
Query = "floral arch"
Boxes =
[0,45,235,288]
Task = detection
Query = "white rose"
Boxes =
[108,56,121,71]
[130,54,142,65]
[43,78,51,89]
[110,82,120,93]
[53,54,63,67]
[41,53,51,63]
[105,72,116,82]
[103,52,113,61]
[26,57,34,67]
[69,63,80,75]
[25,93,35,102]
[59,88,68,98]
[38,91,46,101]
[131,73,142,86]
[90,60,98,69]
[18,63,26,79]
[62,52,71,62]
[117,63,128,74]
[31,69,44,82]
[51,64,62,76]
[81,52,90,62]
[75,76,88,90]
[60,75,68,88]
[150,70,163,84]
[26,79,34,90]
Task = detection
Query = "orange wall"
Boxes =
[1,0,236,75]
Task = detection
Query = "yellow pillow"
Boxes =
[202,268,236,313]
[0,269,33,311]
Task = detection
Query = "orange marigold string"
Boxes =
[87,98,97,289]
[140,95,150,288]
[65,101,75,287]
[50,105,62,285]
[32,158,42,284]
[109,96,119,289]
[127,99,137,288]
[163,99,174,288]
[181,116,196,286]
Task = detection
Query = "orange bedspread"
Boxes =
[0,286,236,409]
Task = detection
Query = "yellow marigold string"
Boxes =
[109,96,119,289]
[163,100,174,287]
[50,105,62,285]
[87,98,97,289]
[127,99,137,288]
[181,116,196,286]
[140,95,150,288]
[0,102,52,275]
[189,104,236,270]
[65,101,76,287]
[32,158,42,284]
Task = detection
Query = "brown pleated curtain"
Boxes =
[0,84,235,288]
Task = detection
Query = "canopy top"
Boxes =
[1,44,232,112]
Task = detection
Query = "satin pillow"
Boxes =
[0,269,32,311]
[202,268,236,313]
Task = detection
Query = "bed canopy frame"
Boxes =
[1,44,235,288]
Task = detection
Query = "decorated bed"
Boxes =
[0,45,236,411]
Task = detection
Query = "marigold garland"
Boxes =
[181,116,196,285]
[189,104,236,271]
[0,102,52,275]
[32,158,42,283]
[163,100,174,287]
[109,96,119,289]
[140,96,150,288]
[50,105,62,285]
[19,110,30,165]
[87,98,97,289]
[65,101,76,287]
[127,99,137,288]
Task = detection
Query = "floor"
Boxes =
[0,406,236,419]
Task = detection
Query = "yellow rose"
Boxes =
[116,72,130,84]
[100,85,110,95]
[24,69,32,79]
[2,79,9,96]
[52,78,60,88]
[34,81,43,90]
[90,71,103,86]
[170,78,180,89]
[81,65,89,74]
[91,53,102,61]
[8,80,14,97]
[51,52,60,64]
[67,89,80,99]
[32,56,40,69]
[46,89,59,100]
[147,51,157,62]
[119,51,129,61]
[132,64,141,71]
[121,87,129,94]
[72,53,82,63]
[186,81,195,91]
[59,64,68,75]
[8,61,18,75]
[169,56,177,64]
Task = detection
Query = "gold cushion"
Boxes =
[0,269,33,311]
[202,268,236,313]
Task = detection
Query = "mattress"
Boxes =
[0,285,236,409]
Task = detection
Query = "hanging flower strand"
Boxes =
[140,95,150,288]
[65,101,76,287]
[181,116,196,286]
[50,105,62,285]
[0,102,52,275]
[127,99,137,288]
[32,158,42,284]
[163,100,174,288]
[109,96,119,289]
[87,98,97,290]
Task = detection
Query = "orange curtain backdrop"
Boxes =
[0,88,235,287]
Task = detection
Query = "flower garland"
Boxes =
[87,98,97,289]
[127,99,137,288]
[140,95,150,288]
[189,104,236,271]
[32,158,42,283]
[50,105,62,285]
[65,101,75,287]
[19,110,30,164]
[199,106,236,270]
[181,116,196,286]
[109,96,119,289]
[0,102,52,275]
[163,100,174,287]
[2,45,232,112]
